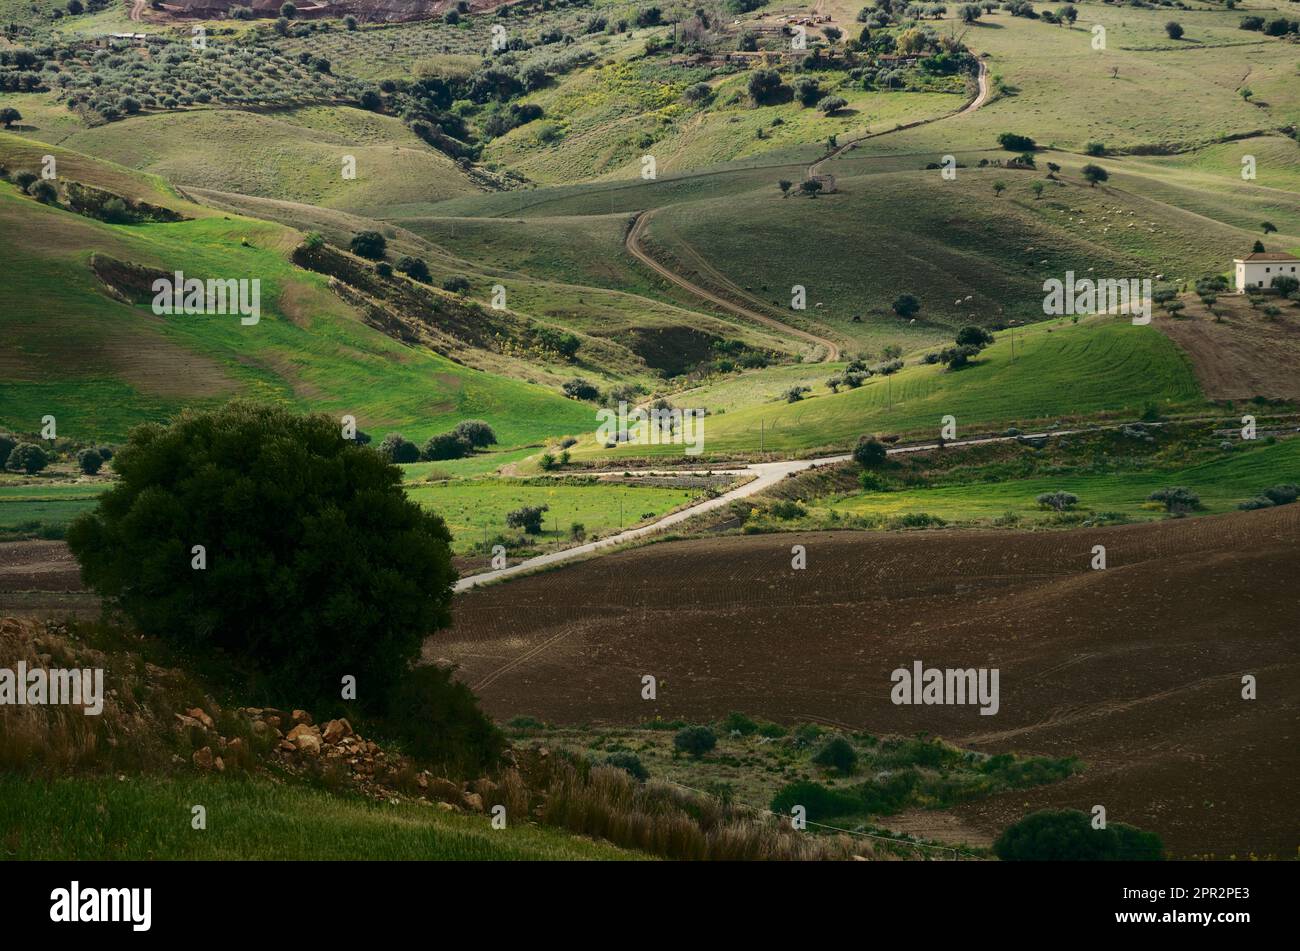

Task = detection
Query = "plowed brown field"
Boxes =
[439,506,1299,857]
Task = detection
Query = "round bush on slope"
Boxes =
[994,809,1164,861]
[66,401,456,711]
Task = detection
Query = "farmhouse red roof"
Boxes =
[1239,252,1300,262]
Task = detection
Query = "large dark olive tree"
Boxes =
[67,401,456,711]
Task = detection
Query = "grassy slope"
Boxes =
[638,165,1247,349]
[839,5,1300,157]
[0,179,592,445]
[822,434,1300,523]
[570,315,1208,457]
[406,477,699,553]
[0,774,642,860]
[56,106,482,218]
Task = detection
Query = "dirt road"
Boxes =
[808,59,990,177]
[624,210,843,362]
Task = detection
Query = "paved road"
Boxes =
[454,424,1078,593]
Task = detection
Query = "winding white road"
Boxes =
[455,424,1076,593]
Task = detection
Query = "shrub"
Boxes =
[769,500,806,520]
[720,711,759,736]
[1081,163,1109,186]
[378,665,503,773]
[4,443,48,474]
[506,505,548,534]
[955,325,994,348]
[673,725,717,758]
[770,780,862,821]
[683,82,712,104]
[395,256,431,282]
[812,736,858,776]
[793,76,823,106]
[562,378,600,401]
[1262,483,1298,506]
[378,432,420,464]
[1164,21,1183,39]
[853,436,888,468]
[818,95,848,114]
[747,69,788,105]
[1148,486,1200,513]
[997,132,1035,152]
[422,432,472,461]
[76,448,104,475]
[604,751,649,780]
[994,809,1164,860]
[1036,490,1078,511]
[1271,276,1299,296]
[0,434,15,469]
[65,402,455,712]
[442,275,471,293]
[453,420,497,448]
[891,294,920,318]
[349,230,386,260]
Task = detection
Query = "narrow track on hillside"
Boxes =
[624,209,843,361]
[622,59,990,364]
[808,59,991,177]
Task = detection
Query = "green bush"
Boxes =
[812,736,858,776]
[994,809,1164,861]
[1148,486,1200,513]
[76,447,104,475]
[770,780,862,821]
[720,711,759,736]
[604,751,649,780]
[349,230,387,260]
[395,256,431,283]
[4,442,48,474]
[376,664,502,772]
[453,420,497,449]
[673,725,717,758]
[853,436,888,469]
[65,402,456,712]
[422,432,472,461]
[378,432,420,464]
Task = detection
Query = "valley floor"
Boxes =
[440,505,1300,858]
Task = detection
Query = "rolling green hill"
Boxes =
[0,151,593,445]
[570,315,1209,458]
[58,106,483,219]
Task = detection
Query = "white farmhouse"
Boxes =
[1234,251,1300,293]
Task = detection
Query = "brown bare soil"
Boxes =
[0,541,98,618]
[1156,293,1300,400]
[439,507,1300,857]
[8,508,1296,855]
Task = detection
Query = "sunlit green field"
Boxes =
[0,184,593,445]
[405,477,700,552]
[573,316,1209,458]
[818,436,1300,525]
